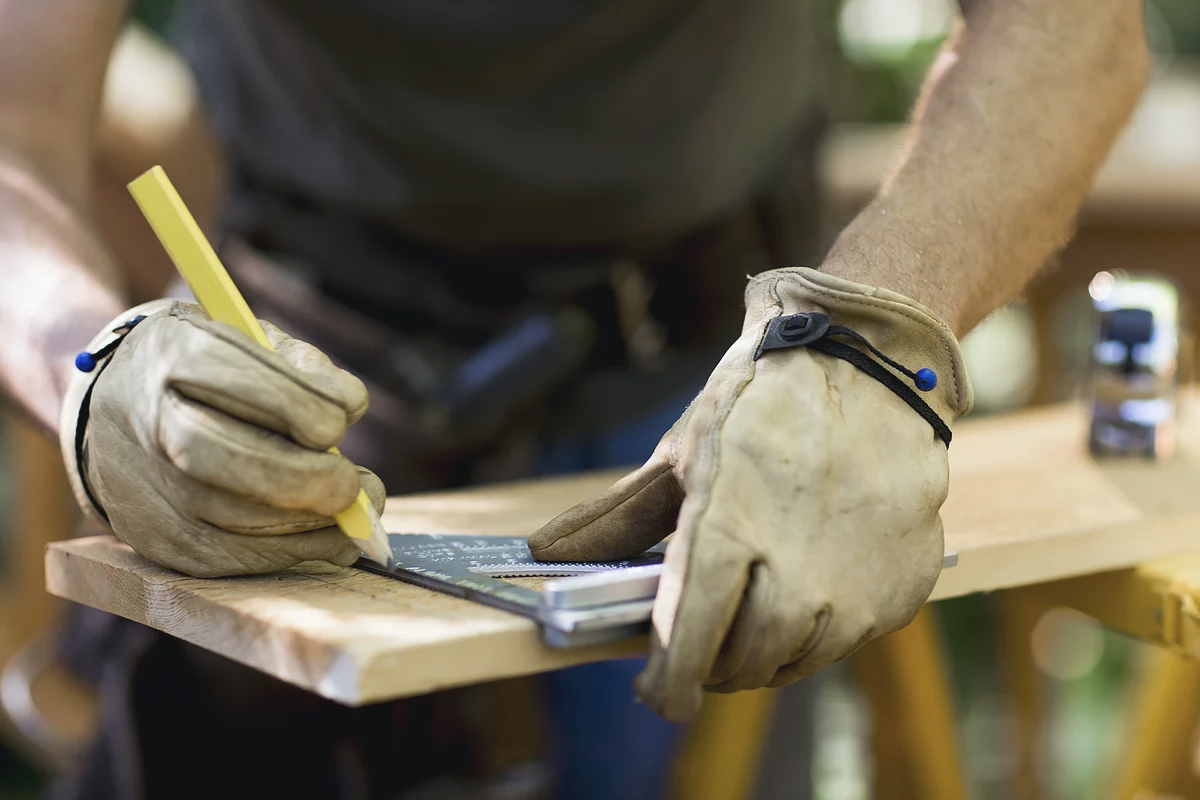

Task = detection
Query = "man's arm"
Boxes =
[822,0,1150,337]
[0,0,131,435]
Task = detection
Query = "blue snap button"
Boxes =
[74,351,98,373]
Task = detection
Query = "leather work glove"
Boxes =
[60,301,385,578]
[529,268,972,722]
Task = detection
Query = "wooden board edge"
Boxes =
[930,510,1200,601]
[44,537,649,706]
[44,540,365,705]
[352,629,649,706]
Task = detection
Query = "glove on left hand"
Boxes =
[529,268,972,721]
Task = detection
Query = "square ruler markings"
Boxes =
[357,534,958,648]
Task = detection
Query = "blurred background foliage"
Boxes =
[829,0,1200,124]
[131,0,178,35]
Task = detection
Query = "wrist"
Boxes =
[745,268,974,420]
[43,304,127,406]
[816,252,966,338]
[58,299,176,529]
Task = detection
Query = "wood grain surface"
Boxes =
[45,401,1200,705]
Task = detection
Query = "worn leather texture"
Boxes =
[76,302,384,577]
[529,267,973,721]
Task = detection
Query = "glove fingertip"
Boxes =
[529,462,683,563]
[635,633,703,723]
[260,320,371,422]
[526,518,578,557]
[527,525,619,563]
[329,540,364,568]
[342,373,371,424]
[358,466,387,514]
[296,527,364,569]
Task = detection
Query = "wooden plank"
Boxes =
[45,401,1200,706]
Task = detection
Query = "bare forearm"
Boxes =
[822,0,1149,336]
[0,0,137,433]
[0,152,126,434]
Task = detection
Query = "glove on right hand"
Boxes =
[67,302,384,577]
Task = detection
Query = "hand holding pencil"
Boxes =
[128,167,393,569]
[58,166,392,577]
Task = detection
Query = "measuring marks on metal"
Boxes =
[357,534,958,648]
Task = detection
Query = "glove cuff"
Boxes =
[58,299,177,529]
[744,268,974,422]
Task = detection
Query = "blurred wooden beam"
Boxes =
[822,70,1200,225]
[5,413,76,644]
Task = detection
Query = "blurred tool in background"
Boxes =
[1086,271,1189,461]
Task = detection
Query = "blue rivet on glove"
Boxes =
[915,368,938,392]
[74,315,149,373]
[74,351,98,373]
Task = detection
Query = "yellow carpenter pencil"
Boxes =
[128,166,393,569]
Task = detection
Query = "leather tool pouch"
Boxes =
[224,239,605,492]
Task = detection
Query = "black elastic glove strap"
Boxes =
[75,370,111,524]
[755,312,952,447]
[807,338,952,447]
[73,316,147,524]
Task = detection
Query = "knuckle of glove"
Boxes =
[358,467,387,514]
[169,310,357,450]
[262,320,371,422]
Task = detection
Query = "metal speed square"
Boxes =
[358,534,959,649]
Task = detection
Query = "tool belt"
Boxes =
[226,235,730,491]
[217,126,824,492]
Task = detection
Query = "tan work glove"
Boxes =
[60,301,385,578]
[529,268,972,721]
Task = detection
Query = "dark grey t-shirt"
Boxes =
[173,0,829,257]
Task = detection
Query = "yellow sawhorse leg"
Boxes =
[671,606,966,799]
[671,688,776,800]
[852,606,967,800]
[1021,554,1200,799]
[1113,649,1200,798]
[999,590,1049,800]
